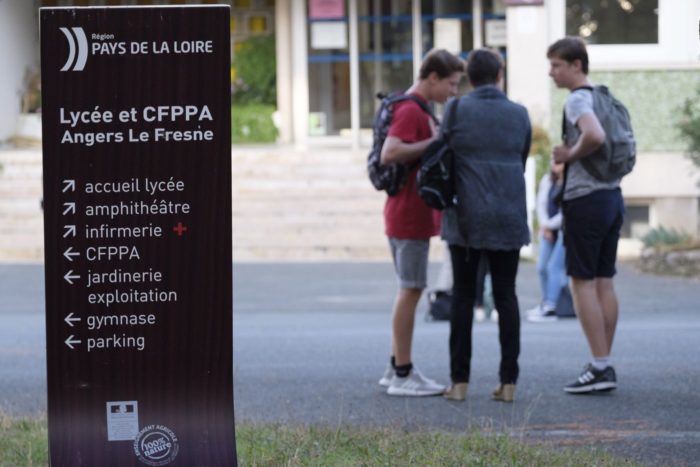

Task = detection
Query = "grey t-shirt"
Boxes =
[563,89,620,201]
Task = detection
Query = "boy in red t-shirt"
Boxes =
[377,49,464,397]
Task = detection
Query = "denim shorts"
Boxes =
[563,189,624,279]
[388,237,430,289]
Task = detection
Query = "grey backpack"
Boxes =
[579,85,636,181]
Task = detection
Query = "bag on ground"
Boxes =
[555,284,576,318]
[425,290,452,321]
[581,85,636,181]
[367,92,436,196]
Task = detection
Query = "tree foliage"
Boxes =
[678,84,700,169]
[531,125,552,191]
[232,35,276,106]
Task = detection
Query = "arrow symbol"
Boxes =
[62,180,76,193]
[64,270,80,284]
[62,202,76,215]
[64,335,81,349]
[64,312,81,327]
[63,246,80,262]
[63,225,76,238]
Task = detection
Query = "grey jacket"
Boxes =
[440,85,531,250]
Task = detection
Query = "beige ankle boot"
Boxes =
[491,383,515,402]
[443,383,468,401]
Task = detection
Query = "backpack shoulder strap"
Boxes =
[443,98,460,143]
[563,85,596,133]
[403,94,439,125]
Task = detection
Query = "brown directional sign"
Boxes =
[40,6,236,466]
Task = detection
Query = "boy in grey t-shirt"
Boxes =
[563,90,620,201]
[547,37,625,394]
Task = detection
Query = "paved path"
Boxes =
[1,261,699,466]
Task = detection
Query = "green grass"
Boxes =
[0,414,636,466]
[236,424,636,466]
[0,415,48,467]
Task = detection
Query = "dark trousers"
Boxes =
[474,254,489,308]
[449,246,521,384]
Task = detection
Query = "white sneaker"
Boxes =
[474,307,486,322]
[527,304,557,322]
[526,304,543,318]
[379,364,439,387]
[528,310,558,323]
[378,364,393,387]
[387,368,445,397]
[490,309,499,322]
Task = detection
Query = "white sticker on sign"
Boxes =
[106,401,139,441]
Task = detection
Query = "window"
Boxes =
[566,0,658,44]
[357,0,414,129]
[621,205,650,239]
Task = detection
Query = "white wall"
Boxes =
[506,5,550,127]
[622,152,700,237]
[548,0,700,70]
[621,152,700,198]
[291,0,309,148]
[0,0,38,141]
[653,197,698,236]
[275,0,293,143]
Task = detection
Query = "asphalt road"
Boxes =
[1,261,699,466]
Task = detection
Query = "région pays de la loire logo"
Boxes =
[133,424,179,466]
[60,27,88,72]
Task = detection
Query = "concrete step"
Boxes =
[0,199,44,215]
[0,145,401,261]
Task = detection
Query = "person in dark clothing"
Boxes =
[441,48,531,402]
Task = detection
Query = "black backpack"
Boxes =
[367,92,438,196]
[417,97,460,210]
[425,290,452,321]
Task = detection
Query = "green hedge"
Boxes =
[679,84,700,169]
[232,35,276,106]
[231,104,278,144]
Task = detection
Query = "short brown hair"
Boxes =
[419,49,465,80]
[547,37,589,74]
[467,48,504,87]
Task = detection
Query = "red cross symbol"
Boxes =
[173,222,188,236]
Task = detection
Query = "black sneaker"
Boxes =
[564,364,617,394]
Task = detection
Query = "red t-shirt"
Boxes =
[383,93,440,239]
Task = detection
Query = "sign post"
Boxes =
[40,6,236,466]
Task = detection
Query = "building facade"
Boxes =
[2,0,700,250]
[273,0,700,250]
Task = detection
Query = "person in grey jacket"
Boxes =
[442,48,531,403]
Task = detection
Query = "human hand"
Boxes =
[543,228,554,242]
[552,145,571,164]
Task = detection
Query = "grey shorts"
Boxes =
[388,237,430,289]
